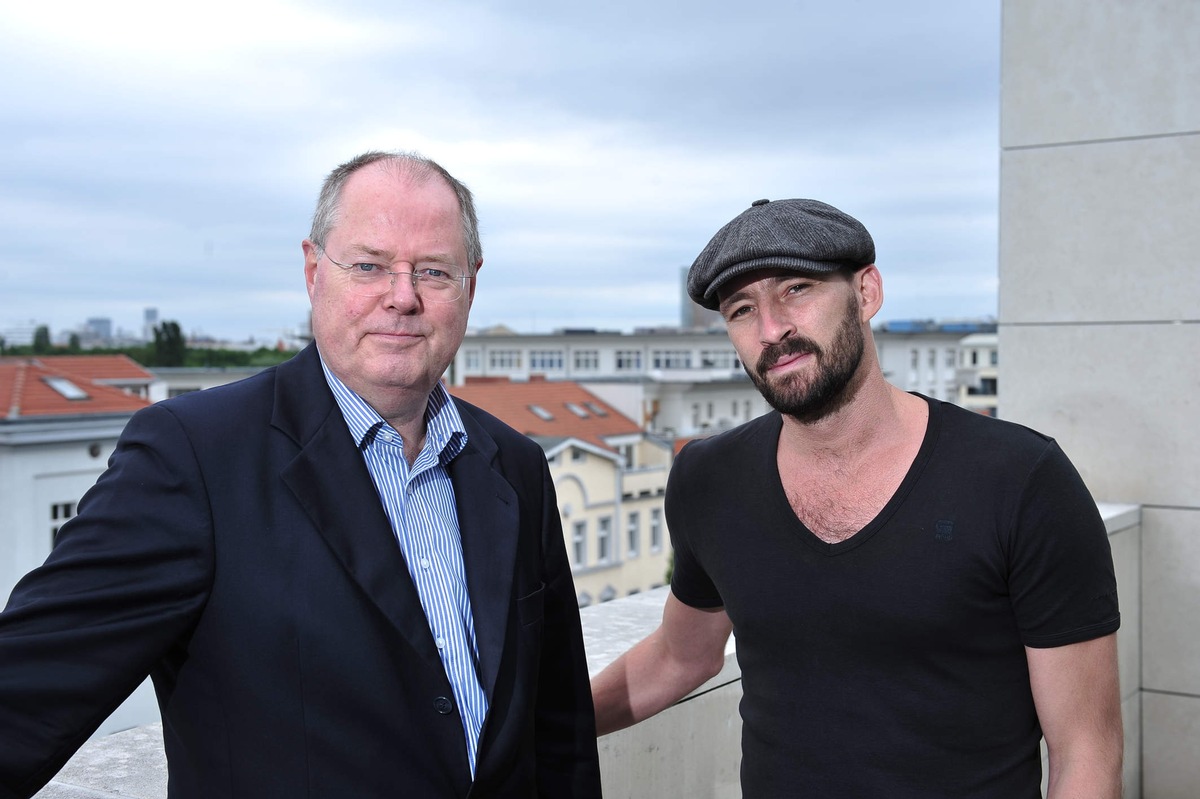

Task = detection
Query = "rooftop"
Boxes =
[0,358,151,421]
[449,377,641,451]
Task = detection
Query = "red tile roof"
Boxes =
[1,359,151,420]
[449,377,641,451]
[25,355,154,384]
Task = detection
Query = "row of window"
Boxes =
[463,349,740,372]
[571,508,663,569]
[908,348,999,370]
[692,399,755,428]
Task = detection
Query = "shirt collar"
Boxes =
[319,356,467,464]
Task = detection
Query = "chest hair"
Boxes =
[779,450,913,544]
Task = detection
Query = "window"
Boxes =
[618,443,634,468]
[652,350,692,369]
[910,349,919,369]
[927,349,936,370]
[990,350,999,366]
[50,502,76,520]
[572,521,587,567]
[50,501,77,543]
[571,448,586,463]
[967,377,999,396]
[597,516,613,564]
[43,377,89,400]
[945,349,956,368]
[573,350,599,370]
[529,350,564,370]
[701,350,738,369]
[650,508,663,552]
[970,351,979,366]
[616,350,642,371]
[565,402,590,418]
[627,512,640,557]
[528,404,554,421]
[464,350,481,370]
[489,350,521,369]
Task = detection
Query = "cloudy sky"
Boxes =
[1,0,1000,344]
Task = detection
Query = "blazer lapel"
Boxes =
[450,408,519,700]
[272,346,442,668]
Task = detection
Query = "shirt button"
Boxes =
[434,696,454,715]
[379,430,394,443]
[419,557,431,570]
[435,636,446,649]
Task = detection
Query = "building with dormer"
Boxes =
[449,377,674,606]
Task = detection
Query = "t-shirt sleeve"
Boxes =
[1006,440,1120,648]
[665,441,725,610]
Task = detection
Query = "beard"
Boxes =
[747,292,866,424]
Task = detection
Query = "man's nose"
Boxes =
[382,269,421,309]
[758,301,796,345]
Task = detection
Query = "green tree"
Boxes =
[32,325,51,354]
[68,333,82,353]
[152,321,186,367]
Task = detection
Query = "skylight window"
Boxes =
[528,404,555,421]
[584,402,608,417]
[565,402,590,418]
[43,376,90,401]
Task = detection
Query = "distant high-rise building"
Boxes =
[679,266,723,331]
[142,308,159,343]
[0,320,39,348]
[82,317,113,346]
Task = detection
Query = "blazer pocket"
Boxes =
[516,583,546,627]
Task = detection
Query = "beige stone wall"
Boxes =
[1000,2,1200,796]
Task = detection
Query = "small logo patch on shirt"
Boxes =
[935,519,955,542]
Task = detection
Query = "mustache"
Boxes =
[756,336,823,375]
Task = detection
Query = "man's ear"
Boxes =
[302,240,320,300]
[855,264,884,321]
[466,259,482,306]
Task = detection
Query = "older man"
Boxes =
[592,198,1122,798]
[0,151,601,798]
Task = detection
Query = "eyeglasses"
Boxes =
[318,248,473,302]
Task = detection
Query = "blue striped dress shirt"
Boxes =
[321,361,488,777]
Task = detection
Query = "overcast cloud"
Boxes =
[1,0,1000,344]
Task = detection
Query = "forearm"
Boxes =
[591,629,720,736]
[1046,743,1123,799]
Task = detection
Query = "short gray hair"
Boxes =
[308,150,482,271]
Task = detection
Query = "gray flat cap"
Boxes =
[687,198,875,310]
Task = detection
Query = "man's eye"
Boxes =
[725,305,751,320]
[419,267,448,280]
[352,263,383,275]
